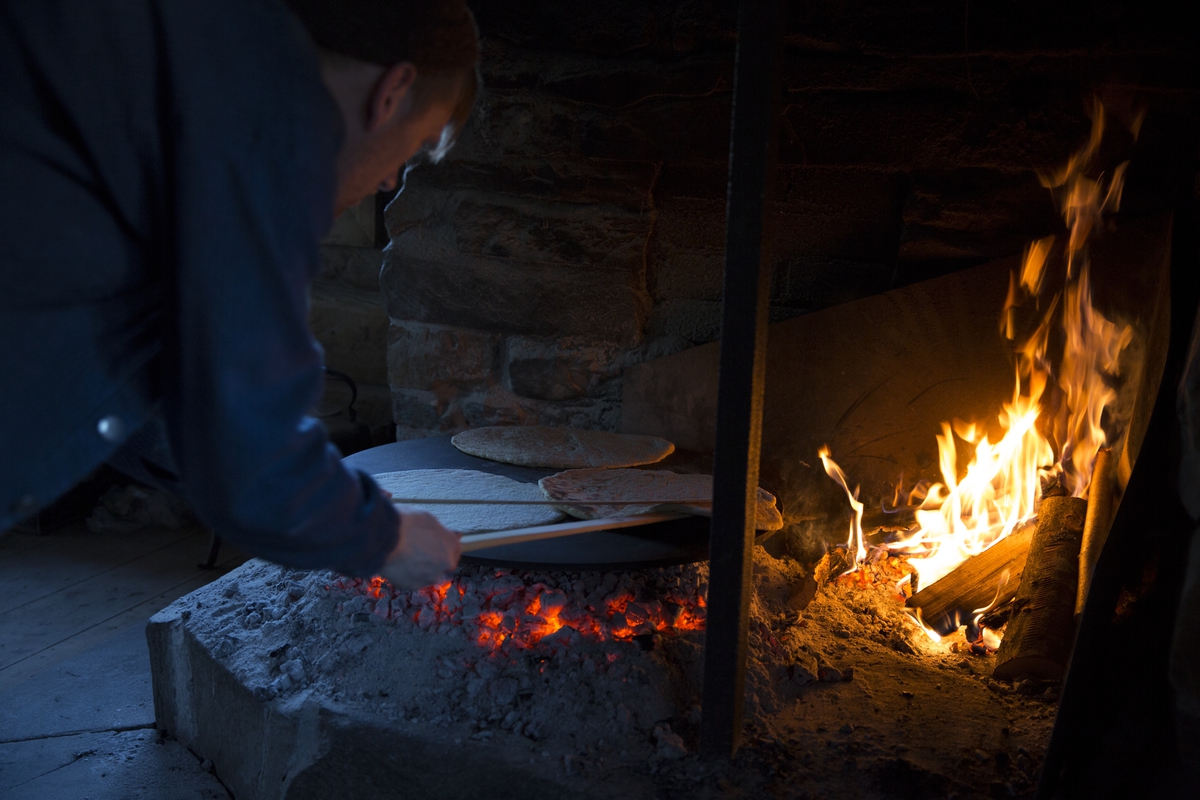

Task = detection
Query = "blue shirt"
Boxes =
[0,0,400,575]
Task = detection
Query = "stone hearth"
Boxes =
[149,549,1059,800]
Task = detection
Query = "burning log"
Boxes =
[905,524,1035,632]
[1076,448,1115,617]
[993,494,1087,681]
[813,547,856,585]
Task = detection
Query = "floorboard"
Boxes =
[0,524,200,612]
[0,729,229,799]
[0,523,246,692]
[0,622,154,743]
[0,512,246,800]
[0,552,245,693]
[0,531,41,556]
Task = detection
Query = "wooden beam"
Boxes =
[699,0,783,760]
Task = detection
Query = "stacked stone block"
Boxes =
[377,0,1199,439]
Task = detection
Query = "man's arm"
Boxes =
[156,0,400,576]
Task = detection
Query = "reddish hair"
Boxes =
[285,0,480,74]
[287,0,481,145]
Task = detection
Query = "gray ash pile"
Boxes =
[155,547,1056,799]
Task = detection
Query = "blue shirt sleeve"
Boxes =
[153,0,399,575]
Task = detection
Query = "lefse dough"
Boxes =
[451,426,675,469]
[373,470,564,534]
[539,469,784,531]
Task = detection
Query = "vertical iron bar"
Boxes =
[699,0,783,759]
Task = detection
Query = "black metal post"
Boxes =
[699,0,783,759]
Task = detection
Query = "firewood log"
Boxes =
[993,495,1087,681]
[905,524,1035,632]
[1076,448,1115,617]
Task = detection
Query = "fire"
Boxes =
[818,446,867,569]
[329,568,708,656]
[821,101,1138,611]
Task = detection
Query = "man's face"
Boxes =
[334,97,456,217]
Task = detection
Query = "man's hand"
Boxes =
[378,507,461,590]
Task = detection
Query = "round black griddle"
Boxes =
[342,435,710,570]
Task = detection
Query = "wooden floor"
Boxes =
[0,519,246,797]
[0,521,246,693]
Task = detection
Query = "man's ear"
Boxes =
[366,62,418,132]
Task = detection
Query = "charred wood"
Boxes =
[786,547,855,611]
[993,495,1087,681]
[978,598,1016,630]
[813,547,856,585]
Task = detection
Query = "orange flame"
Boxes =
[821,101,1138,605]
[913,608,943,643]
[819,446,867,567]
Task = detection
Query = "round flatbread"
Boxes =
[451,426,675,469]
[538,468,784,531]
[372,470,564,534]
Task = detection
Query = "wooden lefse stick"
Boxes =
[390,497,712,507]
[459,513,683,553]
[905,523,1036,631]
[1076,448,1115,618]
[993,493,1087,681]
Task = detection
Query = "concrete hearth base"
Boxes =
[147,617,571,799]
[147,559,713,800]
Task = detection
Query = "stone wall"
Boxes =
[379,0,1199,440]
[310,200,395,443]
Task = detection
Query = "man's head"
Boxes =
[285,0,480,216]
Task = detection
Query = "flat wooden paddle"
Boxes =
[389,497,712,507]
[458,513,686,553]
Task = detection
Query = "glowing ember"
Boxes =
[820,101,1139,633]
[328,567,707,657]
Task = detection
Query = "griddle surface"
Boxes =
[342,435,708,569]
